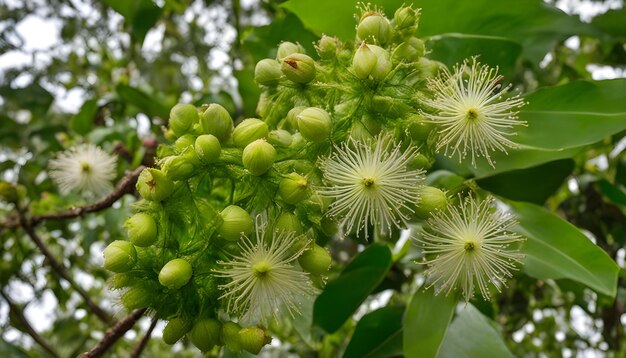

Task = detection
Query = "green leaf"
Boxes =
[592,9,626,39]
[344,306,404,358]
[103,0,162,44]
[477,159,574,204]
[426,34,522,79]
[508,200,619,297]
[0,83,54,115]
[313,243,392,333]
[116,84,170,119]
[70,99,98,135]
[596,179,626,207]
[403,288,456,358]
[438,304,513,358]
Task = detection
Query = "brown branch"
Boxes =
[19,214,113,325]
[0,290,59,358]
[79,308,147,358]
[130,317,158,358]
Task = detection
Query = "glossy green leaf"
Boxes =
[508,200,619,297]
[70,99,98,135]
[438,304,513,358]
[426,34,522,79]
[597,179,626,207]
[344,306,404,358]
[477,159,574,204]
[403,288,456,358]
[313,244,392,333]
[116,84,169,119]
[103,0,162,44]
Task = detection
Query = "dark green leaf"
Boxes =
[438,304,513,358]
[597,179,626,207]
[508,200,619,297]
[116,84,170,119]
[477,159,574,204]
[0,83,54,115]
[313,244,392,333]
[592,9,626,39]
[403,288,456,358]
[344,306,404,358]
[70,99,98,135]
[103,0,162,44]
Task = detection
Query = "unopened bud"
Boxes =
[195,134,221,163]
[159,258,193,290]
[103,240,137,273]
[275,211,304,235]
[255,59,282,86]
[121,285,152,310]
[267,129,293,147]
[279,173,309,204]
[392,38,425,63]
[297,107,331,142]
[169,104,198,137]
[353,42,378,79]
[200,104,233,143]
[407,115,435,141]
[239,327,271,355]
[408,153,434,170]
[243,139,276,176]
[174,134,196,152]
[162,317,192,345]
[357,13,391,45]
[125,213,157,247]
[188,318,221,352]
[393,6,419,36]
[316,35,338,59]
[221,321,242,352]
[281,53,316,84]
[161,153,196,181]
[219,205,254,241]
[298,244,332,275]
[284,106,306,131]
[369,45,392,81]
[415,186,449,219]
[233,118,269,147]
[277,41,304,61]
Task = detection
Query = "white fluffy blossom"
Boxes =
[416,195,524,301]
[319,135,425,238]
[48,144,117,198]
[214,219,314,324]
[422,57,526,167]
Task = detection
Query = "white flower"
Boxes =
[421,57,526,167]
[416,195,524,301]
[319,135,425,238]
[214,219,314,325]
[48,144,117,197]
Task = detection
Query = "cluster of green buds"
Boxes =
[105,3,526,354]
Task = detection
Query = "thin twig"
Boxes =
[79,308,147,358]
[0,290,59,358]
[19,214,113,324]
[130,317,158,358]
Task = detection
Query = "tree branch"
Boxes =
[79,308,147,358]
[0,290,59,358]
[130,316,158,358]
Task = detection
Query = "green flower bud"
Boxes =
[267,129,293,147]
[233,118,269,147]
[103,240,137,273]
[169,104,198,137]
[200,104,234,143]
[275,211,304,235]
[188,318,221,352]
[239,327,271,355]
[161,154,196,181]
[350,114,382,142]
[371,96,412,116]
[352,42,378,79]
[298,244,332,275]
[221,321,242,352]
[219,205,254,241]
[276,41,304,61]
[279,173,310,205]
[316,35,338,59]
[159,258,193,290]
[408,153,434,170]
[368,45,392,81]
[320,216,339,237]
[174,134,196,152]
[281,53,316,84]
[407,115,435,141]
[242,139,276,176]
[297,107,332,142]
[121,285,152,310]
[0,182,18,203]
[195,134,221,163]
[418,57,445,79]
[162,317,192,345]
[284,106,306,131]
[255,59,282,86]
[357,13,391,45]
[109,273,130,289]
[125,213,157,247]
[393,6,419,36]
[415,186,449,219]
[392,38,425,63]
[163,128,177,142]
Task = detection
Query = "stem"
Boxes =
[79,308,147,358]
[130,317,158,358]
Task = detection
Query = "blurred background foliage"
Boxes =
[1,0,626,357]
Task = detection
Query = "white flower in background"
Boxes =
[422,57,527,167]
[319,135,425,238]
[48,144,117,198]
[214,219,314,325]
[416,195,524,301]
